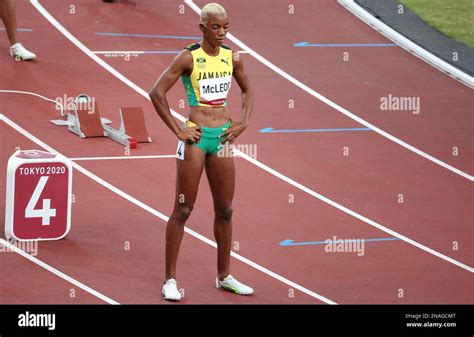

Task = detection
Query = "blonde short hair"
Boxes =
[200,3,227,26]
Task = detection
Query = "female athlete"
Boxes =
[149,2,254,301]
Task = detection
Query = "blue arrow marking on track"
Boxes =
[294,42,397,47]
[0,28,33,32]
[95,32,201,40]
[260,127,372,133]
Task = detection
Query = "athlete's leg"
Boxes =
[0,0,18,45]
[165,144,205,281]
[0,0,35,60]
[205,149,235,280]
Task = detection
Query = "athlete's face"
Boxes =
[201,14,229,46]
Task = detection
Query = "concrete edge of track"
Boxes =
[338,0,474,89]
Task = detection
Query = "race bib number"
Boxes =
[199,75,232,105]
[176,141,185,160]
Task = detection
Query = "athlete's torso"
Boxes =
[181,43,233,108]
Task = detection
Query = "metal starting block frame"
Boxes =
[51,95,152,149]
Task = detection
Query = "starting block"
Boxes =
[51,95,152,149]
[119,107,153,143]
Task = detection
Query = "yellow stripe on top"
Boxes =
[181,43,233,107]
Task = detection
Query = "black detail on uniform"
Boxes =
[221,44,231,50]
[185,43,201,51]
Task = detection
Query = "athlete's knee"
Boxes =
[174,204,194,223]
[215,205,233,223]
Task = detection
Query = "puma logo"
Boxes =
[220,58,229,66]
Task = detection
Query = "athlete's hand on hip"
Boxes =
[178,126,202,144]
[219,120,248,144]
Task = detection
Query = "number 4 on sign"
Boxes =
[25,176,56,225]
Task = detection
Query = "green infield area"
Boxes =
[399,0,473,47]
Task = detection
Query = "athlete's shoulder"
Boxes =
[172,48,194,74]
[184,43,201,51]
[221,44,232,50]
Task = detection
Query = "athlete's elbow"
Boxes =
[148,88,155,99]
[148,88,157,99]
[242,83,253,95]
[149,89,165,102]
[241,86,254,99]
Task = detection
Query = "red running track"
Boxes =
[0,0,472,305]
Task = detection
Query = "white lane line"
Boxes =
[70,155,176,161]
[184,0,473,182]
[29,0,474,273]
[0,238,120,304]
[1,113,336,304]
[235,151,474,273]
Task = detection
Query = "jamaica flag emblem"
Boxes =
[196,57,206,69]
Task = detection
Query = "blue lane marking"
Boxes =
[141,51,181,54]
[96,51,181,55]
[95,32,201,40]
[260,127,372,133]
[0,28,33,32]
[294,42,397,47]
[280,238,400,246]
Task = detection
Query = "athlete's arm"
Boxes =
[219,52,254,144]
[233,52,254,126]
[149,50,202,143]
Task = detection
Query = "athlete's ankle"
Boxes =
[217,273,230,281]
[164,276,176,283]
